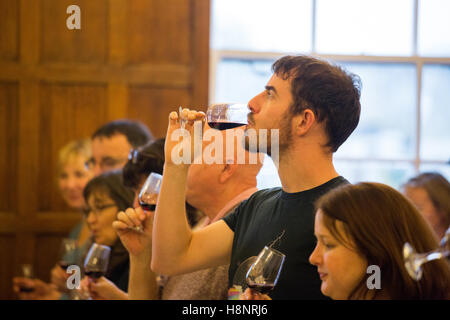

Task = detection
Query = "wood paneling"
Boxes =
[0,0,210,299]
[128,86,192,138]
[37,83,108,211]
[0,0,19,61]
[128,0,191,65]
[0,82,18,212]
[0,236,16,299]
[34,234,67,282]
[40,0,108,64]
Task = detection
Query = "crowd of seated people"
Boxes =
[13,55,450,300]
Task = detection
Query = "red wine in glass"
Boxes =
[245,246,285,295]
[84,270,105,279]
[84,243,110,282]
[139,202,156,211]
[206,103,248,131]
[246,279,275,294]
[208,121,246,131]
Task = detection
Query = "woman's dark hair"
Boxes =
[402,172,450,231]
[83,170,134,212]
[122,138,202,227]
[272,55,361,152]
[316,182,450,300]
[122,138,165,190]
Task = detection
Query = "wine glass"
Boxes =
[18,264,35,293]
[245,246,286,294]
[138,172,162,211]
[127,172,162,233]
[84,243,111,280]
[59,238,79,270]
[403,226,450,281]
[206,103,249,130]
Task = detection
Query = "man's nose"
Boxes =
[93,164,102,177]
[248,94,261,114]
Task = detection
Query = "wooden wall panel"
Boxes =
[128,86,192,138]
[1,0,210,299]
[40,0,109,64]
[0,82,19,212]
[37,83,108,211]
[0,236,16,299]
[128,0,191,65]
[34,234,66,282]
[0,0,19,61]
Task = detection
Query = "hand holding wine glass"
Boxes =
[13,264,35,295]
[165,107,206,167]
[114,206,154,258]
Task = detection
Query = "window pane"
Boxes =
[420,65,450,161]
[335,63,417,159]
[211,0,312,52]
[316,0,414,56]
[214,58,274,104]
[335,160,415,189]
[418,0,450,56]
[419,163,450,182]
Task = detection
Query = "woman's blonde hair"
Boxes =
[58,139,91,172]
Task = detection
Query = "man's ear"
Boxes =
[219,162,238,184]
[292,109,316,136]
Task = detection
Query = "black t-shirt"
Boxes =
[223,176,349,300]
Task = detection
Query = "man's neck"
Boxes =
[199,183,256,220]
[277,144,339,193]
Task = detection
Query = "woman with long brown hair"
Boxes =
[309,182,450,300]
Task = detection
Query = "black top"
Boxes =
[105,239,130,293]
[223,176,349,300]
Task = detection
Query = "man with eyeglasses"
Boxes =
[86,119,154,177]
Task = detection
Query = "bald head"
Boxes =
[186,126,263,216]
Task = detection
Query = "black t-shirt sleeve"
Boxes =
[222,200,246,232]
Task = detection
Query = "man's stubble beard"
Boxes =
[242,114,292,157]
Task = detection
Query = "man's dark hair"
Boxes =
[272,55,361,152]
[122,138,165,190]
[122,138,201,227]
[92,119,154,148]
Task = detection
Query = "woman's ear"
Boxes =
[293,109,316,137]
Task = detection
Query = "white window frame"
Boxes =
[209,0,450,176]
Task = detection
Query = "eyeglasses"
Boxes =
[128,149,139,164]
[85,157,128,171]
[84,203,117,217]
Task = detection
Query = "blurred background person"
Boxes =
[87,138,201,299]
[86,119,154,177]
[13,139,94,299]
[309,182,450,300]
[82,170,135,299]
[402,172,450,239]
